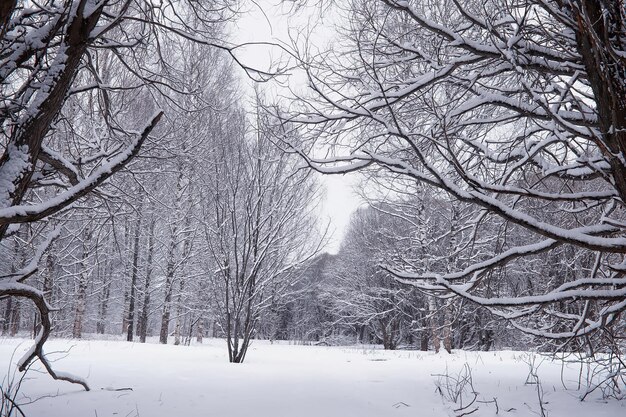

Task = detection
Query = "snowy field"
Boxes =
[0,337,624,417]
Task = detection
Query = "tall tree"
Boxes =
[0,0,257,389]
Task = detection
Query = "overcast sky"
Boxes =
[230,1,364,253]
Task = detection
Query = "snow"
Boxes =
[0,144,30,209]
[0,337,623,417]
[0,110,161,223]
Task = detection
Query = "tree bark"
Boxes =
[96,278,111,334]
[0,4,106,240]
[2,296,13,335]
[9,299,20,336]
[126,210,143,342]
[138,216,156,343]
[173,279,185,345]
[573,0,626,203]
[72,223,93,339]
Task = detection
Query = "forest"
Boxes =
[0,0,624,416]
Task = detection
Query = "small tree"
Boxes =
[200,107,324,363]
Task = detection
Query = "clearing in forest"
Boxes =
[0,338,623,417]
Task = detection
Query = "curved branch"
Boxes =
[2,283,89,391]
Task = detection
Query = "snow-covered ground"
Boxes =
[0,337,623,417]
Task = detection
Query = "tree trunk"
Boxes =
[9,299,20,336]
[160,170,187,344]
[159,276,173,344]
[442,302,452,354]
[126,211,143,342]
[3,296,13,335]
[138,216,156,343]
[96,279,111,334]
[196,319,204,343]
[121,221,131,335]
[429,296,440,353]
[573,1,626,203]
[159,245,176,344]
[72,273,87,338]
[420,330,429,351]
[0,7,105,242]
[173,279,185,345]
[72,224,92,339]
[96,255,113,335]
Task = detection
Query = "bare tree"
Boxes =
[0,0,264,389]
[200,107,324,363]
[323,206,415,349]
[281,0,626,345]
[137,213,156,343]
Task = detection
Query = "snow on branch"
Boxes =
[0,111,163,226]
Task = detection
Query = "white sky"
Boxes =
[230,1,364,253]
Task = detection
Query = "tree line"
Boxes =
[0,0,624,392]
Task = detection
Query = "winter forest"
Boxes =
[0,0,625,416]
